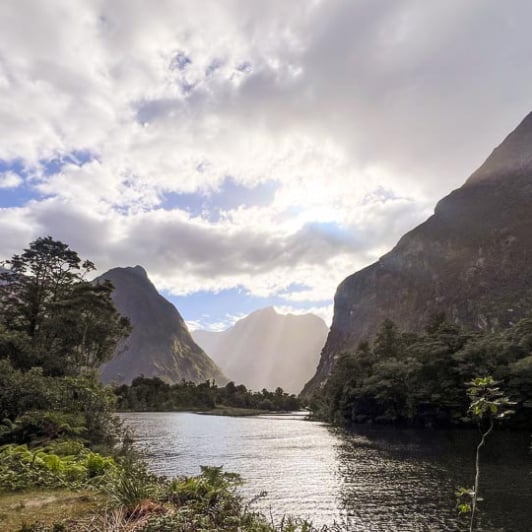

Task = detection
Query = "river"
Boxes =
[119,411,531,531]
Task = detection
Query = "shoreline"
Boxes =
[116,406,306,417]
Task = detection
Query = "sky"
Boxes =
[1,1,532,331]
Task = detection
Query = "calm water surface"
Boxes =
[119,412,531,531]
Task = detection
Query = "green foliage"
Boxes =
[165,465,242,508]
[0,236,130,377]
[0,237,128,450]
[107,465,156,510]
[311,316,532,429]
[456,377,515,532]
[3,411,86,443]
[140,465,328,532]
[0,358,120,447]
[115,377,301,413]
[466,376,515,420]
[0,442,117,492]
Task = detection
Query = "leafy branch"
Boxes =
[456,376,515,532]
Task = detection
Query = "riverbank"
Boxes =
[197,406,273,416]
[118,405,289,417]
[0,462,322,531]
[0,489,104,531]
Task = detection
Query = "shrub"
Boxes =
[0,441,117,492]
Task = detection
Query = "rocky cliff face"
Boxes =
[192,307,328,394]
[97,266,226,385]
[303,112,532,393]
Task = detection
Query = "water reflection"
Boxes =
[334,426,531,531]
[119,412,531,531]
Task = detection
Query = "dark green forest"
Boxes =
[114,377,301,412]
[309,315,532,429]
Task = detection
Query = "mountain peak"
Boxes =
[131,265,148,278]
[466,111,532,185]
[303,110,532,394]
[192,309,328,394]
[96,266,226,385]
[257,306,277,315]
[101,265,148,280]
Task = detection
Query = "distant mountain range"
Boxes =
[192,307,328,394]
[96,266,226,385]
[303,111,532,394]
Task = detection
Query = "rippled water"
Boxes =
[119,412,531,531]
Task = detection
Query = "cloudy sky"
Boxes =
[1,0,531,330]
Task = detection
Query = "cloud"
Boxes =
[1,0,532,324]
[273,304,334,328]
[0,172,22,189]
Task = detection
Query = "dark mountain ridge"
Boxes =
[303,112,532,393]
[97,265,226,385]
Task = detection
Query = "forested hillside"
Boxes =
[310,315,532,429]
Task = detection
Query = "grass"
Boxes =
[0,489,106,531]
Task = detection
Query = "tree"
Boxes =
[0,236,130,376]
[456,377,515,532]
[373,319,403,360]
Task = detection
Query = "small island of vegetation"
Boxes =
[114,376,301,414]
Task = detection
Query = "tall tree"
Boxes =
[0,237,130,376]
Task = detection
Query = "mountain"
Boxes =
[192,307,329,394]
[96,266,226,385]
[303,111,532,394]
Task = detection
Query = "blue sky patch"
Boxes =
[160,176,278,218]
[41,149,95,176]
[0,159,34,207]
[0,151,95,207]
[0,184,38,208]
[164,286,330,331]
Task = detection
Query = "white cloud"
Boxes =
[0,172,22,189]
[0,0,531,322]
[273,304,334,328]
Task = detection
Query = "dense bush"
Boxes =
[0,441,117,492]
[138,466,328,532]
[310,315,532,429]
[0,359,119,448]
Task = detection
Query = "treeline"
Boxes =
[114,377,301,412]
[309,315,532,429]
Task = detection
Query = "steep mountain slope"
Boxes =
[303,111,532,393]
[192,307,328,394]
[97,266,226,385]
